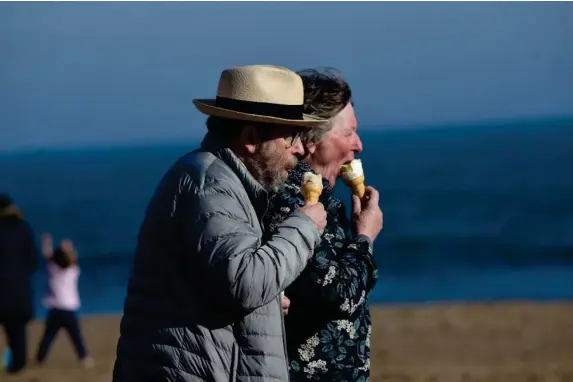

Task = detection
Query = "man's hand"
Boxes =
[352,186,383,243]
[281,294,291,315]
[298,202,327,234]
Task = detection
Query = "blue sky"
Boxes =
[1,2,572,150]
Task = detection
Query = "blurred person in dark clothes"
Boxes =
[0,194,39,374]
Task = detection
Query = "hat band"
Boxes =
[216,96,304,120]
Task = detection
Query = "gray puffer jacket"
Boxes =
[113,133,321,382]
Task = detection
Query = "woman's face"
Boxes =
[306,103,363,187]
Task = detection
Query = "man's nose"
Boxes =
[291,138,305,157]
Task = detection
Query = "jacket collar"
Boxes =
[200,133,268,217]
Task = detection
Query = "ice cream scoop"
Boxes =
[300,172,323,205]
[340,159,365,198]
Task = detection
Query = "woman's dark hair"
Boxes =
[297,67,352,118]
[296,67,353,144]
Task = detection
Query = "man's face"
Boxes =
[246,124,305,192]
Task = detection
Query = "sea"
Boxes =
[1,118,572,317]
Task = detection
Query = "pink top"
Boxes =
[43,262,81,311]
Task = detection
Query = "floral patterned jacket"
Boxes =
[263,161,379,381]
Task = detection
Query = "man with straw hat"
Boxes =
[113,65,328,381]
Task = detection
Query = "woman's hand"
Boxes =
[352,186,383,243]
[282,294,291,315]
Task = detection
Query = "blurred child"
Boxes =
[35,234,94,368]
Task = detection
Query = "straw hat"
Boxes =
[193,65,327,128]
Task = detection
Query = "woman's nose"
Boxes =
[354,134,363,153]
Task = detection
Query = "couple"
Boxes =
[113,65,383,381]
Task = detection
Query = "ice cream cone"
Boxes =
[301,172,323,205]
[347,175,365,198]
[340,159,366,199]
[302,186,322,205]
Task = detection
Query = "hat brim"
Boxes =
[193,99,327,128]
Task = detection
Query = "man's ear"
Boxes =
[239,124,259,154]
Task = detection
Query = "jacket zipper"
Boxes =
[279,294,289,374]
[261,195,288,375]
[230,341,238,382]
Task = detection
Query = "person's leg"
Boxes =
[36,309,62,364]
[61,310,93,366]
[3,319,28,373]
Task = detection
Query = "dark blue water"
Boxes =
[1,118,572,316]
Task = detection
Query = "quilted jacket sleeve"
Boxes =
[185,183,321,313]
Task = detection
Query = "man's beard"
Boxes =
[244,141,295,192]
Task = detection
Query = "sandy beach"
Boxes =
[2,302,572,382]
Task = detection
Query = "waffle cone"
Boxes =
[301,185,322,205]
[345,175,365,198]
